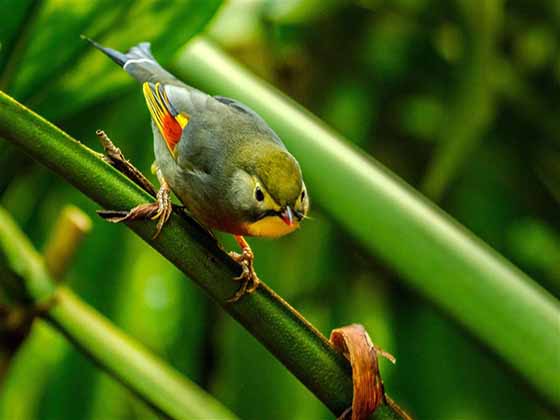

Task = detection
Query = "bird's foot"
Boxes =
[227,236,260,302]
[98,180,172,239]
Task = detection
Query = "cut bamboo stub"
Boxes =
[43,205,92,280]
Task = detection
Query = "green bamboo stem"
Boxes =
[173,37,560,409]
[48,288,237,420]
[0,207,237,420]
[0,91,404,418]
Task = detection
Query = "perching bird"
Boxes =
[86,38,309,301]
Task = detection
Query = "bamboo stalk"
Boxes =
[0,91,405,418]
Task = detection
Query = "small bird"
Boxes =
[86,38,309,301]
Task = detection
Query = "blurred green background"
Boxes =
[1,0,559,419]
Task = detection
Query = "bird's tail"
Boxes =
[82,35,176,84]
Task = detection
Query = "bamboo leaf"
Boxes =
[0,0,41,88]
[2,0,133,93]
[4,0,222,121]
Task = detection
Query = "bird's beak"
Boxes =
[280,207,295,226]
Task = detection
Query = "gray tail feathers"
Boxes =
[82,35,175,84]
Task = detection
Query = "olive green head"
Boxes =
[250,148,302,205]
[229,143,309,237]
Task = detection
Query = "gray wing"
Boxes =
[164,86,285,175]
[213,96,284,147]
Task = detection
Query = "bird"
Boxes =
[85,38,309,302]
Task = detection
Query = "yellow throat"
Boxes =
[244,216,299,238]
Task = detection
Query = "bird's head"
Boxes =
[230,145,309,237]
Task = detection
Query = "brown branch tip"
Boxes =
[330,324,412,420]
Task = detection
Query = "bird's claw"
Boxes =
[227,248,260,302]
[96,130,173,239]
[150,183,173,238]
[98,183,172,239]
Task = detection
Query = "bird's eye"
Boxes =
[255,186,265,202]
[301,190,306,200]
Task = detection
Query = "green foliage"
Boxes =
[1,0,222,119]
[1,1,559,419]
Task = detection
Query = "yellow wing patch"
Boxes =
[142,82,189,158]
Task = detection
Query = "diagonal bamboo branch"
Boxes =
[0,91,405,418]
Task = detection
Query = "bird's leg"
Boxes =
[98,167,172,239]
[96,129,157,197]
[227,235,261,302]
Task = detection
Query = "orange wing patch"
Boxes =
[142,82,189,158]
